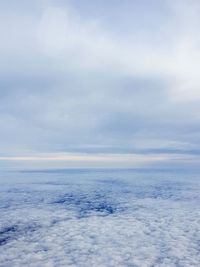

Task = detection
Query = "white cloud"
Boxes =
[38,7,70,56]
[36,1,200,102]
[0,170,200,266]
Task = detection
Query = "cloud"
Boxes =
[0,169,200,266]
[0,0,200,167]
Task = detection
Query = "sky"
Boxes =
[1,0,200,168]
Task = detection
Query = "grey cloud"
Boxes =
[0,0,200,165]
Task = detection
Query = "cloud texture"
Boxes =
[0,169,200,266]
[1,0,200,166]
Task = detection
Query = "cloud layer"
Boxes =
[1,0,200,167]
[0,169,200,266]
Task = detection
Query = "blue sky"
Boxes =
[1,0,200,168]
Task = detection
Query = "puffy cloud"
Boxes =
[0,169,200,266]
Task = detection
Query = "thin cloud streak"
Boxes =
[0,152,197,163]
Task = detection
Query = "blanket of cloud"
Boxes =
[0,169,200,267]
[1,0,200,159]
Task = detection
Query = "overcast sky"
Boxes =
[1,0,200,168]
